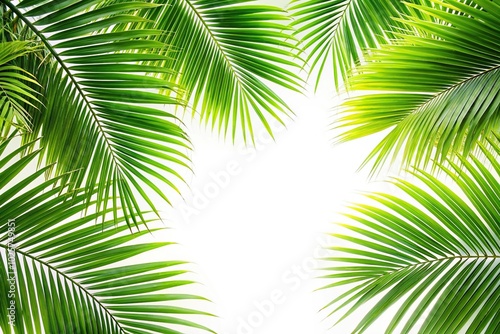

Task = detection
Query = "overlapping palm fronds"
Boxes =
[1,0,193,228]
[336,0,500,174]
[0,40,41,140]
[0,134,213,334]
[321,133,500,333]
[131,0,304,142]
[290,0,433,90]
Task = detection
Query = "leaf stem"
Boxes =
[378,254,500,278]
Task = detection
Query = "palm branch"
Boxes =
[289,0,432,90]
[336,0,500,174]
[128,0,304,142]
[320,132,500,333]
[1,0,193,228]
[0,133,213,334]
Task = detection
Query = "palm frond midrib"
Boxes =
[3,1,122,170]
[343,253,500,282]
[416,64,500,110]
[0,243,126,333]
[181,0,246,91]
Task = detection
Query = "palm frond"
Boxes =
[321,133,500,333]
[289,0,433,90]
[1,0,193,228]
[0,40,41,140]
[0,135,213,334]
[130,0,304,142]
[336,0,500,174]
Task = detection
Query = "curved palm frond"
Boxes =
[129,0,304,142]
[289,0,432,90]
[1,0,193,228]
[0,134,213,334]
[321,133,500,333]
[337,0,500,174]
[0,40,41,140]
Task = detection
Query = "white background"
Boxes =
[153,42,396,334]
[154,1,398,333]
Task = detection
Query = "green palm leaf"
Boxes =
[289,0,432,90]
[0,40,41,141]
[0,134,213,334]
[129,0,303,142]
[321,133,500,333]
[1,0,192,228]
[337,0,500,174]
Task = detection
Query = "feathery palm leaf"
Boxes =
[0,40,41,141]
[337,0,500,174]
[1,0,192,228]
[129,0,303,142]
[0,134,213,334]
[321,133,500,333]
[289,0,432,90]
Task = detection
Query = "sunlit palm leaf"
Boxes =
[337,0,500,174]
[0,41,41,140]
[0,135,213,334]
[289,0,432,90]
[1,0,192,228]
[321,133,500,333]
[130,0,303,142]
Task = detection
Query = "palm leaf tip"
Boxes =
[321,133,500,333]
